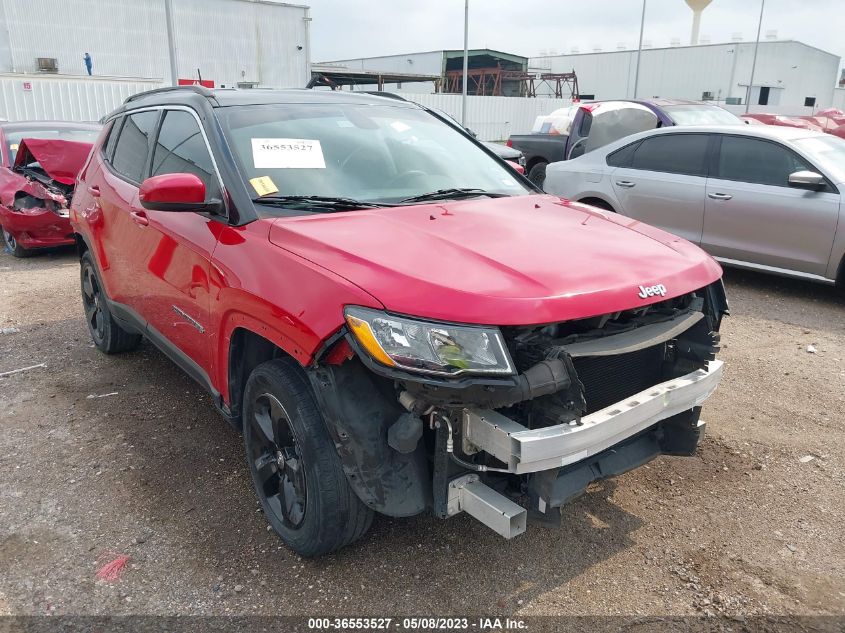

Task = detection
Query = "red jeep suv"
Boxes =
[70,87,727,557]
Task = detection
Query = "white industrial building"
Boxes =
[322,39,841,113]
[0,0,311,121]
[530,40,841,110]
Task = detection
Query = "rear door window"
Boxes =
[716,135,811,187]
[150,110,220,200]
[630,134,709,176]
[110,110,159,183]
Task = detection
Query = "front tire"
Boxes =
[243,358,373,557]
[80,251,142,354]
[3,229,33,258]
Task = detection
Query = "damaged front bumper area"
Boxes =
[451,360,722,537]
[313,281,727,540]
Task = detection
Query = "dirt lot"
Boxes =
[1,247,844,619]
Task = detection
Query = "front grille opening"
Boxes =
[572,343,666,414]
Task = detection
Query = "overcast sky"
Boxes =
[309,0,843,68]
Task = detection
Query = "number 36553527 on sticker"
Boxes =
[251,138,326,169]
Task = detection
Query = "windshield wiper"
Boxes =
[399,188,510,203]
[252,195,394,211]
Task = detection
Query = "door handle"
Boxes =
[87,185,101,197]
[708,192,733,200]
[615,180,636,188]
[130,209,149,226]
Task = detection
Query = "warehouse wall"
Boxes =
[532,41,840,109]
[321,52,445,77]
[0,0,309,87]
[392,93,572,141]
[0,75,162,121]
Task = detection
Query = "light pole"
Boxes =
[164,0,179,86]
[725,46,738,105]
[461,0,469,126]
[632,0,647,99]
[745,0,765,113]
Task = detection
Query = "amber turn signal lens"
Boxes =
[345,314,396,368]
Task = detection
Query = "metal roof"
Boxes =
[309,64,440,88]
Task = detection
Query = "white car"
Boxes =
[544,125,845,285]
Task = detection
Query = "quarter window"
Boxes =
[151,110,219,199]
[716,136,811,187]
[630,134,709,176]
[606,141,640,168]
[111,111,159,183]
[102,117,122,161]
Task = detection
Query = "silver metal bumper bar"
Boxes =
[463,360,724,474]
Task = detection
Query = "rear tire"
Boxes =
[527,162,547,189]
[243,358,373,557]
[80,251,142,354]
[3,229,33,258]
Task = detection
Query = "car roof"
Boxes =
[0,120,101,131]
[643,124,829,141]
[116,85,421,115]
[637,98,713,107]
[588,124,829,155]
[581,98,717,109]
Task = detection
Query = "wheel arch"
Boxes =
[225,324,311,427]
[577,196,616,212]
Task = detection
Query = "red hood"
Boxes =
[268,195,722,325]
[13,138,93,186]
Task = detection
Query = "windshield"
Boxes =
[217,103,530,206]
[6,127,100,164]
[793,134,845,183]
[663,105,741,126]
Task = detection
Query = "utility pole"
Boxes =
[633,0,647,99]
[745,0,765,113]
[164,0,179,86]
[461,0,469,126]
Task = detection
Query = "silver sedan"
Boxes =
[544,125,845,286]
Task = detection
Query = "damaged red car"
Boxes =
[0,121,100,257]
[71,88,727,557]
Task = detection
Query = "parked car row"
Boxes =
[742,109,845,140]
[507,98,743,187]
[3,86,728,557]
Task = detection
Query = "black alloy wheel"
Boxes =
[248,392,307,529]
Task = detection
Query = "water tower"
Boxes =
[685,0,713,45]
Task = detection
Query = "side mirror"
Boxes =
[787,170,825,191]
[139,173,223,213]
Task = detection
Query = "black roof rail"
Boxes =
[124,85,216,105]
[360,91,408,102]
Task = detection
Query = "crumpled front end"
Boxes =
[0,138,90,250]
[309,280,728,539]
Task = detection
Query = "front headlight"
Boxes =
[344,306,515,377]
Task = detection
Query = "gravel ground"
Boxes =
[1,247,844,618]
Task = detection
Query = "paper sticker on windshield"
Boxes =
[9,143,18,151]
[250,176,279,197]
[252,138,326,169]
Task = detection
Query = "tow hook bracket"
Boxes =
[446,474,527,539]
